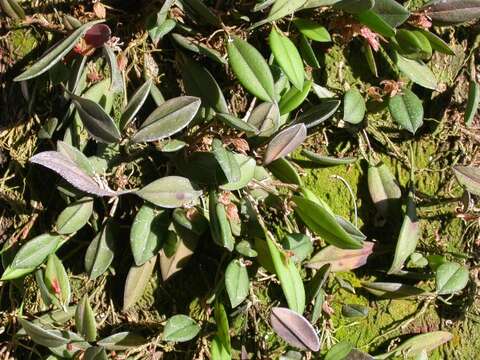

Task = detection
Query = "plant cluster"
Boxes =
[1,0,479,358]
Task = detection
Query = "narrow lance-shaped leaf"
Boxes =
[362,281,425,299]
[44,254,71,308]
[394,52,438,90]
[296,99,341,128]
[209,191,235,251]
[70,93,122,143]
[30,151,118,197]
[163,314,201,342]
[119,79,153,130]
[132,96,201,142]
[293,19,331,42]
[251,0,307,28]
[123,256,157,311]
[301,149,358,166]
[227,37,275,102]
[266,235,306,314]
[293,196,363,249]
[388,88,424,134]
[367,162,401,219]
[421,0,480,25]
[270,307,320,351]
[56,197,93,235]
[465,80,479,127]
[75,295,97,342]
[18,318,70,348]
[453,165,480,196]
[269,28,305,91]
[375,331,453,359]
[84,223,116,280]
[371,0,410,27]
[15,20,104,81]
[212,139,241,183]
[216,113,259,134]
[264,123,307,165]
[130,205,170,266]
[97,332,146,351]
[11,233,62,269]
[279,79,313,115]
[135,176,202,208]
[307,242,374,271]
[103,45,123,92]
[225,259,250,308]
[57,140,95,176]
[435,262,469,295]
[335,0,375,14]
[160,230,198,281]
[0,0,25,19]
[357,10,396,38]
[388,191,420,274]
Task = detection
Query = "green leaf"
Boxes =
[357,10,396,38]
[135,176,202,208]
[97,332,146,350]
[220,154,256,191]
[57,140,95,177]
[297,100,341,128]
[182,0,220,26]
[227,37,275,102]
[163,314,200,342]
[11,233,62,269]
[216,113,259,134]
[0,0,25,19]
[293,196,363,249]
[293,19,331,42]
[18,318,69,348]
[388,88,424,133]
[342,304,368,317]
[371,0,410,27]
[362,281,425,299]
[251,0,308,28]
[209,190,235,251]
[465,80,480,127]
[44,254,71,308]
[418,29,455,55]
[132,96,201,142]
[269,28,305,91]
[70,93,122,144]
[119,80,153,130]
[335,0,375,14]
[214,301,231,353]
[266,235,306,314]
[394,52,438,90]
[325,341,354,360]
[212,139,241,183]
[264,123,307,165]
[84,346,108,360]
[281,233,313,263]
[421,0,480,25]
[247,102,280,137]
[130,204,170,266]
[123,256,157,311]
[436,262,469,295]
[235,240,258,258]
[367,162,401,218]
[211,335,231,360]
[298,35,320,68]
[225,259,250,308]
[388,192,420,274]
[103,45,123,92]
[180,54,229,114]
[363,40,378,77]
[301,149,357,166]
[376,331,453,359]
[75,295,97,342]
[453,165,480,195]
[159,230,198,281]
[171,33,227,64]
[306,242,374,271]
[268,157,303,185]
[395,29,432,60]
[55,197,93,235]
[343,88,366,124]
[279,79,312,115]
[14,20,104,81]
[84,223,116,280]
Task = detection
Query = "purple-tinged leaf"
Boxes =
[84,24,111,48]
[306,242,374,272]
[264,123,307,165]
[270,307,320,351]
[362,281,425,299]
[421,0,480,25]
[30,151,117,197]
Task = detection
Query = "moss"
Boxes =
[9,28,38,59]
